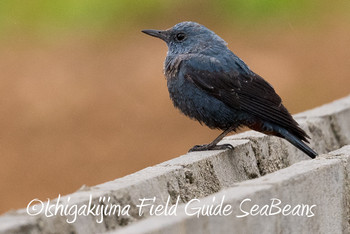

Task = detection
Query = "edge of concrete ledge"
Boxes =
[110,145,350,234]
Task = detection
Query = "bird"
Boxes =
[142,21,318,159]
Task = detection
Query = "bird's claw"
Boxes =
[188,144,233,152]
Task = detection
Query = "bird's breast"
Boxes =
[166,74,244,130]
[164,54,189,79]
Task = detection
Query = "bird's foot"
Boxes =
[188,144,233,152]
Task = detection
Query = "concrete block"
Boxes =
[111,148,350,234]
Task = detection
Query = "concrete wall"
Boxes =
[1,95,349,234]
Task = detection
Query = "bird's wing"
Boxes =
[180,54,308,141]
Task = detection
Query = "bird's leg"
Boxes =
[189,127,235,152]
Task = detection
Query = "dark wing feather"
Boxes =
[181,54,309,141]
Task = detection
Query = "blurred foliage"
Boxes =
[0,0,168,34]
[219,0,319,22]
[0,0,348,38]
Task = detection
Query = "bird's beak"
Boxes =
[142,29,169,42]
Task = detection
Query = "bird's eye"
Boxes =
[175,32,186,42]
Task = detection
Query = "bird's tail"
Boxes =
[248,120,318,158]
[278,128,318,159]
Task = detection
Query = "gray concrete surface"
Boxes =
[111,146,350,234]
[0,95,349,234]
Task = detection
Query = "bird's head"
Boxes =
[142,21,227,55]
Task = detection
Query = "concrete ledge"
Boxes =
[0,95,349,234]
[111,146,350,234]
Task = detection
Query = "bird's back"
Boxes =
[165,49,309,141]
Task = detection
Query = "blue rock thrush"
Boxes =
[142,21,317,158]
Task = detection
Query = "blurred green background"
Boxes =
[0,0,349,213]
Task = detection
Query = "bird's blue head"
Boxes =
[142,21,227,55]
